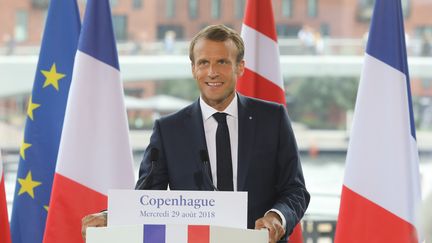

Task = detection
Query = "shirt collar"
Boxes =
[200,93,238,121]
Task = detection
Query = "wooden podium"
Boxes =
[87,224,268,243]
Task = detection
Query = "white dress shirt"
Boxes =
[199,93,287,228]
[200,94,238,191]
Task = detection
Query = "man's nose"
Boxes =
[208,64,219,78]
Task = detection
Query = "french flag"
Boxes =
[335,1,422,242]
[43,0,135,242]
[87,224,267,242]
[1,152,12,243]
[237,0,304,242]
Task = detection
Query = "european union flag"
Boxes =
[10,0,81,242]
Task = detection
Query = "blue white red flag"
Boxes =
[87,224,267,242]
[335,1,422,242]
[44,0,135,242]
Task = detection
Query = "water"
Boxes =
[4,153,432,225]
[301,153,432,221]
[302,155,346,220]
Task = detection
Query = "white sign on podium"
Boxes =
[108,190,248,229]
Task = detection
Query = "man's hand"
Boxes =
[81,211,108,240]
[255,212,286,243]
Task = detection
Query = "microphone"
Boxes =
[200,150,218,191]
[136,148,159,190]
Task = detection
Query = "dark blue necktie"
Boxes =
[213,112,234,191]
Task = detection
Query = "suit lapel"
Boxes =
[184,99,208,155]
[186,95,256,191]
[237,94,256,191]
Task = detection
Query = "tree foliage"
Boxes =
[157,79,200,101]
[288,77,358,129]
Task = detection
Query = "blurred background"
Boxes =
[1,0,432,242]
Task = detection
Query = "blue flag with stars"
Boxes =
[10,0,81,242]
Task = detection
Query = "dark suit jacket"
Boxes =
[136,94,310,240]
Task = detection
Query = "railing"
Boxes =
[303,217,336,243]
[0,38,428,57]
[2,147,339,242]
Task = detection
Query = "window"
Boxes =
[132,0,143,9]
[402,0,411,18]
[276,24,301,38]
[422,79,431,89]
[112,15,128,41]
[188,0,198,19]
[282,0,293,18]
[358,0,410,21]
[211,0,221,19]
[31,0,49,9]
[15,10,28,42]
[320,23,330,36]
[235,0,245,19]
[109,0,118,7]
[166,0,176,18]
[357,0,373,21]
[307,0,318,17]
[157,25,184,40]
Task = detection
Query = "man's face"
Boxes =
[191,38,244,111]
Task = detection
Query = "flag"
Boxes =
[237,0,304,242]
[43,0,135,242]
[335,1,422,242]
[1,151,12,243]
[10,0,81,242]
[237,0,285,105]
[87,224,267,242]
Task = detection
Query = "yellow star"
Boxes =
[41,63,66,91]
[27,96,41,120]
[20,141,32,160]
[17,171,42,199]
[44,205,49,212]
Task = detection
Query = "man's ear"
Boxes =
[191,63,196,79]
[237,59,245,77]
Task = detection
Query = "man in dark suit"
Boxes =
[82,24,309,243]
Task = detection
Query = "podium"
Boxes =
[86,190,268,243]
[87,224,268,243]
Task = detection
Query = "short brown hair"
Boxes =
[189,24,245,64]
